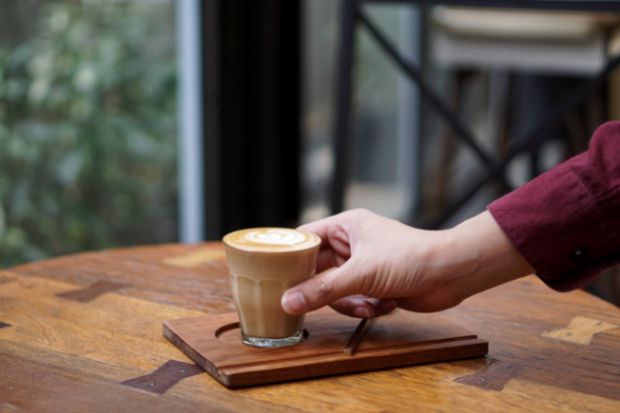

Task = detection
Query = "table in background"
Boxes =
[1,243,619,412]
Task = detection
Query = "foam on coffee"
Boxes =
[223,228,320,252]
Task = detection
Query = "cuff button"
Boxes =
[573,248,586,259]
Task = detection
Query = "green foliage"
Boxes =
[0,1,178,267]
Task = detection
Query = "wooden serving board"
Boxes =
[163,308,488,388]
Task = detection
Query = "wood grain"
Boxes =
[56,280,131,302]
[163,309,488,387]
[121,360,203,394]
[541,315,618,344]
[0,338,294,413]
[9,243,235,313]
[164,247,226,268]
[455,358,523,391]
[1,243,619,412]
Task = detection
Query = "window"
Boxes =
[0,0,178,267]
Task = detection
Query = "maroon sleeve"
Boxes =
[488,121,620,291]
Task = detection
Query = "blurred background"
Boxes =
[0,0,618,304]
[0,0,177,266]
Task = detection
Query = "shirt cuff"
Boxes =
[488,158,620,292]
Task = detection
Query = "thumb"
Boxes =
[281,263,358,315]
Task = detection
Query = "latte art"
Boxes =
[223,227,320,253]
[244,229,306,246]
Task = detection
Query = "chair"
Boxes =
[427,8,620,218]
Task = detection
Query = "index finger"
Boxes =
[298,212,353,272]
[297,211,351,242]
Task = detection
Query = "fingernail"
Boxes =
[282,291,307,314]
[352,306,371,318]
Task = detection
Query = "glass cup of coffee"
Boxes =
[223,227,321,348]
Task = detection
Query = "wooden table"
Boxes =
[1,243,619,412]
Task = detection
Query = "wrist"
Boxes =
[442,211,534,302]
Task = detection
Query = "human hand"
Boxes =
[281,209,533,318]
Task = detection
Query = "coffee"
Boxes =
[223,228,321,348]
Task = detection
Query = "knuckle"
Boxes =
[351,208,370,216]
[346,208,372,223]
